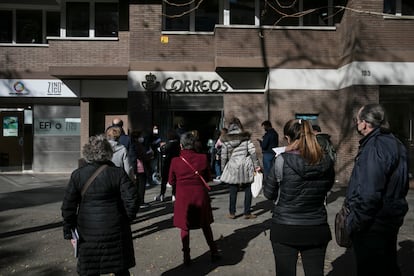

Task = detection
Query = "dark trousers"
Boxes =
[271,242,327,276]
[352,229,401,276]
[136,173,146,204]
[86,270,129,276]
[180,226,217,253]
[228,184,252,215]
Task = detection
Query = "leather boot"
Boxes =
[182,249,191,266]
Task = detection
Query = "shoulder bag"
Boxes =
[180,156,211,191]
[334,201,352,248]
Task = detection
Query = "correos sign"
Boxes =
[128,71,231,93]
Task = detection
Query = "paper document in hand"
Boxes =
[71,228,79,257]
[273,146,286,156]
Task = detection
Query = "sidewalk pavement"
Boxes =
[0,173,413,276]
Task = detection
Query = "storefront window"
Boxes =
[164,0,190,31]
[0,10,12,43]
[95,3,119,37]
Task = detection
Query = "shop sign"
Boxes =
[34,118,81,136]
[129,71,230,93]
[0,79,77,97]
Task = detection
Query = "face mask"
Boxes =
[138,137,144,143]
[153,128,158,135]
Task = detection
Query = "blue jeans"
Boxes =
[214,160,221,177]
[263,152,275,177]
[271,241,327,276]
[228,184,252,215]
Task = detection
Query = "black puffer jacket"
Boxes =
[264,152,335,225]
[61,161,138,275]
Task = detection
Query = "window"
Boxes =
[163,0,219,32]
[47,12,61,37]
[230,0,255,25]
[66,2,89,37]
[64,1,119,38]
[0,8,60,44]
[95,3,119,37]
[384,0,414,16]
[0,10,12,43]
[261,0,347,27]
[16,10,42,43]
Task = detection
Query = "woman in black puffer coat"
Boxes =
[263,119,335,276]
[62,135,139,276]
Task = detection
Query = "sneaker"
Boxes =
[227,213,236,219]
[244,214,257,219]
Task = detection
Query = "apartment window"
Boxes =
[0,10,12,43]
[0,8,60,44]
[65,1,119,37]
[66,2,89,37]
[230,0,255,25]
[384,0,414,16]
[163,0,219,32]
[261,0,346,27]
[16,10,42,43]
[47,12,61,37]
[95,3,119,37]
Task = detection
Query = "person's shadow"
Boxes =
[327,240,414,276]
[160,219,272,276]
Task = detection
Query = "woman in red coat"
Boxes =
[168,131,220,266]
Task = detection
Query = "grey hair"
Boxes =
[180,132,195,150]
[82,134,113,162]
[359,104,390,130]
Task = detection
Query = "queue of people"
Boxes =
[61,105,410,275]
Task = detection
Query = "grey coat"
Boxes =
[220,129,260,184]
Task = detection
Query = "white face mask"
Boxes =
[153,128,159,135]
[138,137,144,143]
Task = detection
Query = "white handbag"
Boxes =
[251,171,263,198]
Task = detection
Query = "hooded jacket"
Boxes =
[108,139,134,180]
[220,126,260,184]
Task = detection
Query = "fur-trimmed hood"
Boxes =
[220,130,251,148]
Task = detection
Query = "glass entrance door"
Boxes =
[0,110,24,171]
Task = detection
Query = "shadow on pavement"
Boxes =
[160,219,272,276]
[327,239,414,276]
[0,185,66,211]
[0,221,62,239]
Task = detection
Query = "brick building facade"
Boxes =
[0,0,413,186]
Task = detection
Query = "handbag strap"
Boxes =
[180,156,211,191]
[81,165,108,197]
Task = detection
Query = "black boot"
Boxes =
[182,249,191,266]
